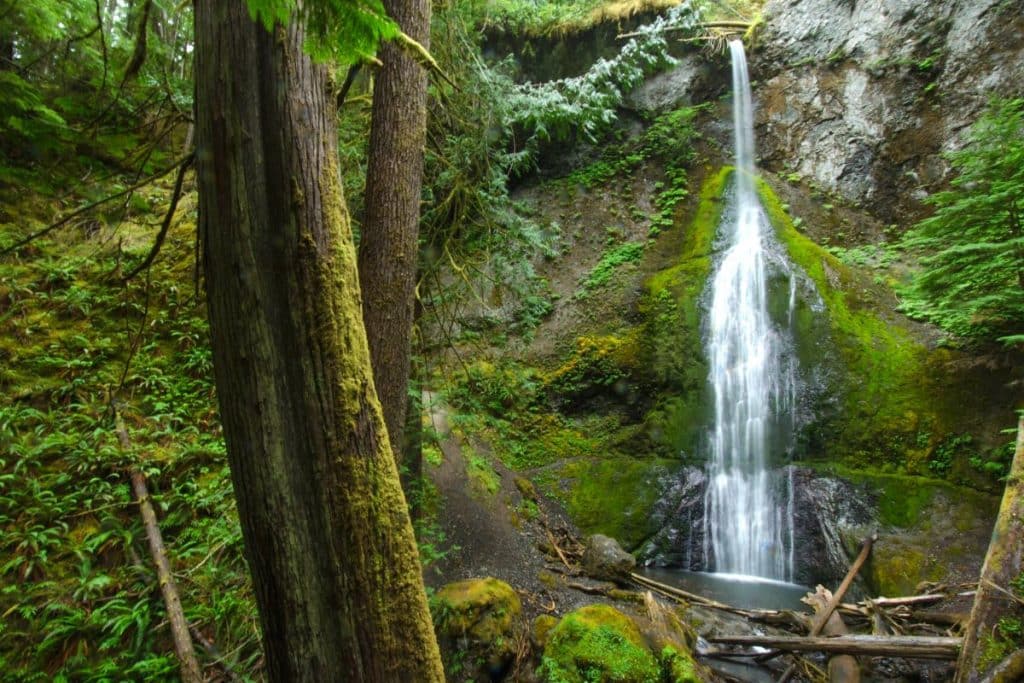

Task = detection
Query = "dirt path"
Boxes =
[422,392,595,617]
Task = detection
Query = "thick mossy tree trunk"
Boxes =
[357,0,431,462]
[193,2,443,680]
[955,415,1024,682]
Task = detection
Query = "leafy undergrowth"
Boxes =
[0,170,263,680]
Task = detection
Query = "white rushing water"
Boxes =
[702,40,796,580]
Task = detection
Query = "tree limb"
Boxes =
[114,411,202,683]
[123,152,193,281]
[709,634,961,660]
[393,30,458,91]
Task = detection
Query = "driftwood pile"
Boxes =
[629,533,974,683]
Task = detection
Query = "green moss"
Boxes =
[535,455,668,549]
[539,605,660,683]
[464,445,501,498]
[869,545,929,596]
[432,577,523,679]
[432,577,522,641]
[637,167,731,455]
[661,646,700,683]
[545,334,641,409]
[978,618,1024,672]
[533,614,559,648]
[578,241,646,296]
[757,178,952,469]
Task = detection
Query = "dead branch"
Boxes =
[777,533,877,681]
[189,622,243,683]
[566,581,614,596]
[709,634,961,660]
[546,529,575,572]
[810,533,876,635]
[123,152,193,281]
[115,413,202,683]
[629,572,808,630]
[393,31,458,91]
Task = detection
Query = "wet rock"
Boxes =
[582,534,636,582]
[789,467,874,589]
[636,466,707,568]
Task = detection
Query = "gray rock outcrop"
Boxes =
[582,533,637,582]
[752,0,1024,221]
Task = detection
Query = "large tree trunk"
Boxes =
[357,0,431,462]
[956,415,1024,683]
[193,3,443,681]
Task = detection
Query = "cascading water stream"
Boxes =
[702,40,797,581]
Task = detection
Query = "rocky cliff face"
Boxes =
[752,0,1024,223]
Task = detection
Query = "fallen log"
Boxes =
[806,587,859,683]
[617,20,751,39]
[859,592,976,609]
[909,610,969,627]
[116,413,202,683]
[709,635,961,660]
[630,571,809,630]
[777,534,876,682]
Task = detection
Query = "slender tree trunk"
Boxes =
[955,415,1024,682]
[357,0,431,463]
[402,296,425,507]
[193,2,443,681]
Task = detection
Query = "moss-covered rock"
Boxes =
[638,167,731,456]
[431,577,524,681]
[814,466,1000,595]
[533,614,559,648]
[534,455,670,550]
[582,534,636,582]
[538,605,661,683]
[660,646,701,683]
[544,334,642,411]
[757,177,973,471]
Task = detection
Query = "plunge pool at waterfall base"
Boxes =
[637,567,811,611]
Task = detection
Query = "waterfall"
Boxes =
[701,40,797,581]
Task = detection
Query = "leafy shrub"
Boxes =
[578,241,646,294]
[899,97,1024,346]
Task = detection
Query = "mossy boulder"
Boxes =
[660,646,702,683]
[533,614,559,648]
[544,334,642,412]
[538,605,661,683]
[431,577,524,681]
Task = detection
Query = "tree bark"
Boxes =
[357,0,431,463]
[193,2,444,681]
[956,415,1024,683]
